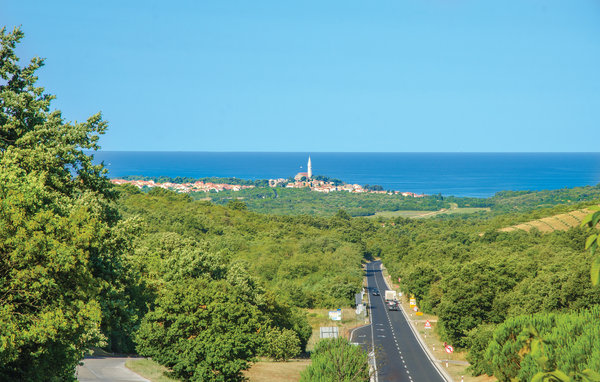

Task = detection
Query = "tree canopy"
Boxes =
[0,26,141,380]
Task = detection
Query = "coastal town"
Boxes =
[110,157,426,197]
[110,178,256,193]
[110,177,425,197]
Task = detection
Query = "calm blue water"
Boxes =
[91,152,600,198]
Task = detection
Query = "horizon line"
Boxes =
[91,150,600,154]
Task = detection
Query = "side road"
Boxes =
[77,356,150,382]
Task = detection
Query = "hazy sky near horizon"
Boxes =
[3,1,600,152]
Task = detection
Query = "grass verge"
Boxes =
[244,359,311,382]
[305,307,368,351]
[125,358,179,382]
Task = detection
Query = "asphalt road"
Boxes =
[363,261,447,382]
[76,356,149,382]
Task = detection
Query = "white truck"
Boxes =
[384,290,397,301]
[385,290,399,311]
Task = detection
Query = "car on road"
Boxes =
[372,289,380,296]
[387,300,399,311]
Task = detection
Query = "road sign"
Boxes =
[355,292,362,307]
[413,306,418,312]
[320,327,339,338]
[416,312,423,316]
[445,344,454,353]
[356,304,365,315]
[328,310,342,321]
[409,297,416,306]
[424,320,432,329]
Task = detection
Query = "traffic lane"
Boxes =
[371,261,445,382]
[367,262,409,382]
[390,309,444,381]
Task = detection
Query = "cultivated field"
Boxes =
[369,203,490,219]
[499,208,592,233]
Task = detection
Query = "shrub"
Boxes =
[300,338,370,382]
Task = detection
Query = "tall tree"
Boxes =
[134,241,294,381]
[0,26,141,380]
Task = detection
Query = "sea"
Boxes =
[91,152,600,198]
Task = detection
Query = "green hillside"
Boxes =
[117,186,370,310]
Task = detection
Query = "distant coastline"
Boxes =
[93,152,600,198]
[110,176,426,197]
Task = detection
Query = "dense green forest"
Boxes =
[112,187,378,380]
[118,186,600,380]
[486,186,600,212]
[372,211,600,380]
[200,184,600,218]
[117,186,369,310]
[202,187,449,216]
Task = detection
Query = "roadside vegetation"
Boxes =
[125,359,179,382]
[244,359,312,382]
[300,338,371,382]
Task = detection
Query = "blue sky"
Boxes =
[3,1,600,152]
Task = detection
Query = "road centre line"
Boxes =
[377,261,451,382]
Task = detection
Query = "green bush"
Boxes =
[465,324,495,376]
[484,307,600,381]
[300,338,370,382]
[260,328,301,361]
